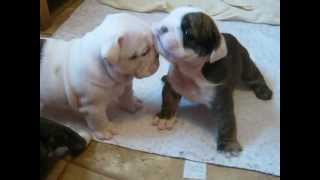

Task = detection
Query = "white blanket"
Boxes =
[50,0,280,176]
[99,0,280,25]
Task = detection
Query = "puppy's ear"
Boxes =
[209,35,228,63]
[100,35,124,64]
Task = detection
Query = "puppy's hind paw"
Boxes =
[217,140,242,158]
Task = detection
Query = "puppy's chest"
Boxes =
[168,66,217,106]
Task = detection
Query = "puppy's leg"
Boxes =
[118,82,143,113]
[241,51,273,100]
[210,87,242,156]
[153,76,181,130]
[83,104,116,140]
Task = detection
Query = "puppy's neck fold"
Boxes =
[103,61,132,84]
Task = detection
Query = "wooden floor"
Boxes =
[40,0,83,37]
[47,142,280,180]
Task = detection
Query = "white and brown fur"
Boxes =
[40,13,159,141]
[151,7,273,156]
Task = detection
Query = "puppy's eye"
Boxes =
[129,54,138,60]
[141,47,150,57]
[160,26,168,34]
[141,51,148,57]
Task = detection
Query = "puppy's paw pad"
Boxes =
[217,141,242,157]
[254,85,273,100]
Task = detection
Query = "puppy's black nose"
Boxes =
[159,26,168,35]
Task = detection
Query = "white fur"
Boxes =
[151,7,202,62]
[152,7,227,106]
[40,13,159,140]
[167,63,219,107]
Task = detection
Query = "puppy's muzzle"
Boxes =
[136,54,159,79]
[150,55,160,74]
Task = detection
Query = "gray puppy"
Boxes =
[151,7,272,156]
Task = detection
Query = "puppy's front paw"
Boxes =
[93,128,118,141]
[217,140,242,157]
[152,116,176,130]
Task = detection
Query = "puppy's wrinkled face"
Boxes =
[100,14,159,79]
[117,31,159,78]
[152,7,222,64]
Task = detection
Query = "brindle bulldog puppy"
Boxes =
[151,7,273,156]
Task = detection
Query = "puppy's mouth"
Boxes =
[135,64,159,79]
[135,74,145,79]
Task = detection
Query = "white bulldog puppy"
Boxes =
[40,13,159,140]
[151,7,272,155]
